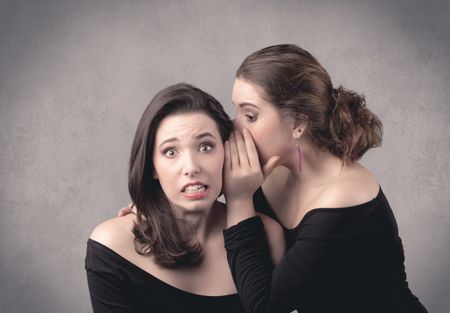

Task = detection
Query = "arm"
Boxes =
[223,130,313,313]
[224,217,325,313]
[257,212,285,266]
[223,129,280,227]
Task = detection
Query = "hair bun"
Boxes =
[236,44,382,162]
[329,86,382,161]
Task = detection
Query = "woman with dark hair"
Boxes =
[223,44,428,313]
[85,83,284,313]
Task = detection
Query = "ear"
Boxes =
[153,171,158,180]
[292,119,308,140]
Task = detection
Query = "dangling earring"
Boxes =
[296,144,302,172]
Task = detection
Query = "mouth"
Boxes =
[182,184,208,193]
[181,183,209,199]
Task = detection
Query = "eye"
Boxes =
[163,148,177,158]
[198,143,214,153]
[245,114,257,122]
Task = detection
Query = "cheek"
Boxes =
[153,161,176,193]
[206,150,224,187]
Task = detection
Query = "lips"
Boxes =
[181,182,209,193]
[183,184,206,193]
[181,182,209,200]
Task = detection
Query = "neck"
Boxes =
[174,202,222,245]
[284,137,346,188]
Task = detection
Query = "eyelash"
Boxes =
[162,142,215,158]
[244,114,257,122]
[163,148,177,158]
[198,142,215,152]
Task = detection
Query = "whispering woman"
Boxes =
[223,44,428,313]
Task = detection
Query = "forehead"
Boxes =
[155,112,220,143]
[231,78,272,108]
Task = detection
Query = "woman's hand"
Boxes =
[223,129,279,225]
[117,203,136,217]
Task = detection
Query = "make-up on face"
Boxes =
[153,112,224,217]
[232,78,294,166]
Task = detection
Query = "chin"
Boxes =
[183,198,215,212]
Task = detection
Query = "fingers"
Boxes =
[223,129,266,201]
[118,203,136,217]
[262,155,281,178]
[228,132,239,169]
[240,128,280,177]
[242,128,260,169]
[234,130,250,168]
[118,206,130,217]
[224,140,231,171]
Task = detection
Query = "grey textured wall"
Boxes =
[1,1,449,312]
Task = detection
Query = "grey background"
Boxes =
[1,0,449,312]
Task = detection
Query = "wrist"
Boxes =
[226,197,255,227]
[226,195,253,209]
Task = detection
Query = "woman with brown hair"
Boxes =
[85,83,284,313]
[223,44,428,313]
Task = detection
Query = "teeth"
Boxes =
[184,185,206,193]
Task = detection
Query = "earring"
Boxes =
[296,144,302,172]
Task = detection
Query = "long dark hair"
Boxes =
[237,44,382,162]
[128,83,233,268]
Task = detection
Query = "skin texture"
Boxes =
[153,112,224,230]
[232,78,294,167]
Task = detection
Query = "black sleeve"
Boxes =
[252,188,278,220]
[85,241,136,313]
[223,216,327,313]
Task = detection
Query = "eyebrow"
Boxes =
[238,102,260,110]
[158,132,217,148]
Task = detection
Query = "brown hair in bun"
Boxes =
[236,44,382,162]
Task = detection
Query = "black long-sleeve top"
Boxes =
[223,187,428,313]
[85,239,245,313]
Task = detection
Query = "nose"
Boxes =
[182,152,200,176]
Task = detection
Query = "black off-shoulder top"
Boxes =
[223,187,428,313]
[85,239,245,313]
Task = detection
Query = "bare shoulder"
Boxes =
[313,163,380,209]
[256,212,285,265]
[89,214,136,251]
